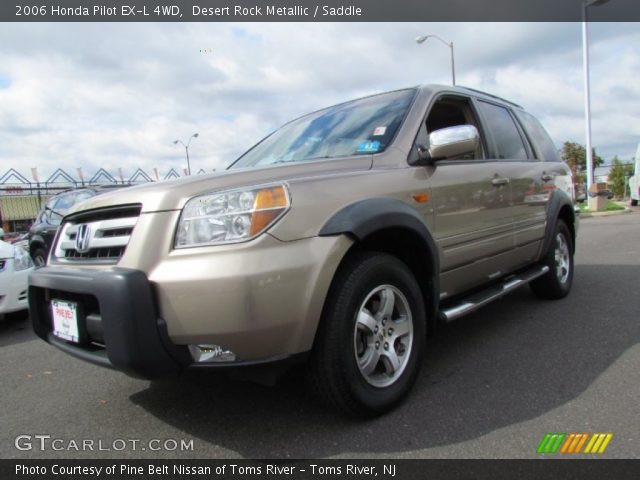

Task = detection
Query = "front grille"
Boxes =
[64,246,126,260]
[101,228,133,238]
[53,204,141,264]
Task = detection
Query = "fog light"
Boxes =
[189,344,237,363]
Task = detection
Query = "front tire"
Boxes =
[530,220,574,300]
[308,252,426,417]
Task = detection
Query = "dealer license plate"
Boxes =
[51,299,80,343]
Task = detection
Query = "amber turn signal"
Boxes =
[412,192,430,203]
[250,186,289,236]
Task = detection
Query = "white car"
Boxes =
[0,240,34,316]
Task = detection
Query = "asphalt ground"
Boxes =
[1,209,639,459]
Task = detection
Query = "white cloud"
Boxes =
[0,21,638,184]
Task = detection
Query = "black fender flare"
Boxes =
[539,190,576,258]
[319,197,440,324]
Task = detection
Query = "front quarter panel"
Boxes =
[268,164,435,242]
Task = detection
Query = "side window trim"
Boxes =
[473,98,533,161]
[508,108,536,161]
[470,96,498,159]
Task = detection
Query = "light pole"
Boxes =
[173,133,199,176]
[415,34,456,85]
[582,0,611,199]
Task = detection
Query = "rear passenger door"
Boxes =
[474,100,549,269]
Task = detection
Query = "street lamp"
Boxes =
[582,0,611,200]
[415,34,456,85]
[173,133,199,176]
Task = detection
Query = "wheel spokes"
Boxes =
[554,233,570,283]
[356,309,377,334]
[353,284,414,388]
[390,317,410,339]
[377,287,395,318]
[381,349,401,376]
[359,348,381,376]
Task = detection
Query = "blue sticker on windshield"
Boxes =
[357,140,381,153]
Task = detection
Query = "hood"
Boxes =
[0,240,15,258]
[67,156,373,215]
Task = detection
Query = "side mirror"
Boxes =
[412,125,480,165]
[428,125,480,161]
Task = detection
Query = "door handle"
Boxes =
[491,177,510,187]
[541,173,553,182]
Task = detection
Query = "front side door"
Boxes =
[420,94,515,298]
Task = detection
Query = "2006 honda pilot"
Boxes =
[30,85,577,416]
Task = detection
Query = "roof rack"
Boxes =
[456,86,523,109]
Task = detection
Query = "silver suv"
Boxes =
[29,85,577,416]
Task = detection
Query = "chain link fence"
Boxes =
[0,167,193,235]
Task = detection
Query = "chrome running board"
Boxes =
[439,265,550,323]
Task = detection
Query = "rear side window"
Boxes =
[515,110,560,162]
[477,101,528,160]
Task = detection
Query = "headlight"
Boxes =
[175,184,290,248]
[14,246,34,271]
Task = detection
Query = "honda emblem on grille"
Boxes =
[75,224,92,253]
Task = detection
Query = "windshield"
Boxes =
[230,88,416,169]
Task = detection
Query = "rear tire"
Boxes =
[530,220,574,300]
[308,252,426,417]
[631,199,638,207]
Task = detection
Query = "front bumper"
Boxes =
[0,264,31,314]
[29,234,351,379]
[29,267,188,378]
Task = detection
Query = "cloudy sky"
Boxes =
[0,22,638,182]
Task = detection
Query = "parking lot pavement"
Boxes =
[1,211,639,459]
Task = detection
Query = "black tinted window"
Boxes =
[478,101,528,160]
[515,111,559,161]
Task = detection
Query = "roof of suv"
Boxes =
[420,84,524,110]
[418,84,524,110]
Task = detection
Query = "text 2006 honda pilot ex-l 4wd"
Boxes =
[30,85,577,416]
